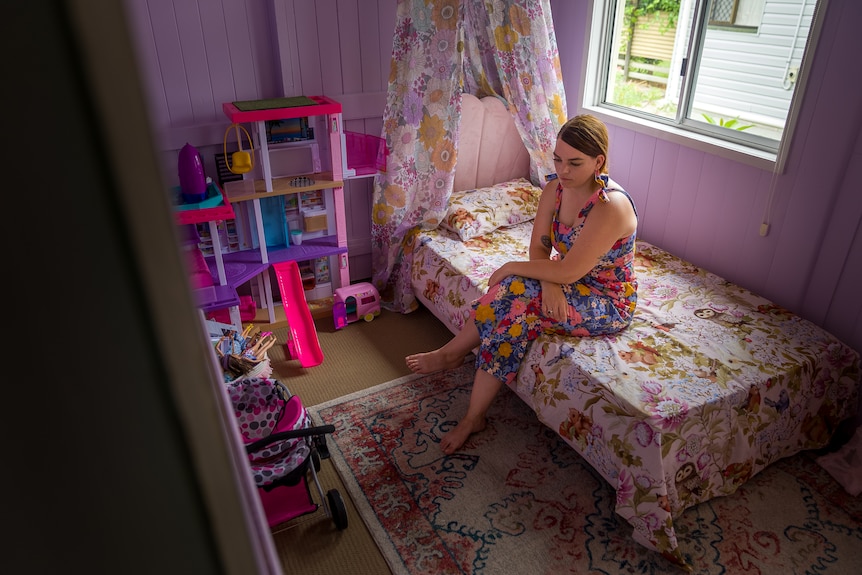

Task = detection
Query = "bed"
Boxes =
[410,94,861,569]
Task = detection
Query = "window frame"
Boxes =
[579,0,830,173]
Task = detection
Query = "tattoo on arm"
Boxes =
[541,235,551,249]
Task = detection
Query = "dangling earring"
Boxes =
[594,170,608,188]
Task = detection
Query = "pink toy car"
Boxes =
[333,282,380,329]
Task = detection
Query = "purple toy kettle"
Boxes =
[178,143,207,203]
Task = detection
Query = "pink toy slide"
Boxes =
[272,261,324,368]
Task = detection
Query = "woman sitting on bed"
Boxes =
[406,114,639,455]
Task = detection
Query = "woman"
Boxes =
[406,114,638,454]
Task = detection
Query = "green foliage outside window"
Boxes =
[626,0,682,27]
[701,114,755,131]
[622,1,681,47]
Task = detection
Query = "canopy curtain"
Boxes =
[371,0,567,314]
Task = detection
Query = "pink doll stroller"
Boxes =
[227,376,348,531]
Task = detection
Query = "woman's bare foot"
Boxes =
[405,349,464,374]
[440,416,487,454]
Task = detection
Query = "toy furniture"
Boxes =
[332,283,381,329]
[176,96,385,335]
[219,95,352,324]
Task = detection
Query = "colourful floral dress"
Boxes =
[473,181,638,384]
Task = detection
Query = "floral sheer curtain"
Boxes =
[371,0,567,313]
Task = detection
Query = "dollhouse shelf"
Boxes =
[171,183,244,323]
[223,96,385,181]
[222,172,343,203]
[194,285,241,313]
[207,235,347,287]
[172,183,235,225]
[204,258,269,291]
[223,95,341,123]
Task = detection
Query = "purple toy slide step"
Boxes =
[272,261,324,368]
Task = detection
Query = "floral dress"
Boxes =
[473,181,638,384]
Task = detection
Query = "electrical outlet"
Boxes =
[786,66,799,84]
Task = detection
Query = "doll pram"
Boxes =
[228,376,348,531]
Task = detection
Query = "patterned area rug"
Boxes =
[308,363,862,574]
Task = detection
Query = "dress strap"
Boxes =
[578,187,609,218]
[553,180,564,216]
[590,187,610,204]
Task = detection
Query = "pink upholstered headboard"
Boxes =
[453,94,531,193]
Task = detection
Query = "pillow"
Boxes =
[441,178,542,241]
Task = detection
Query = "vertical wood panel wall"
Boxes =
[125,0,395,281]
[124,0,862,355]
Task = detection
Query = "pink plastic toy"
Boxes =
[333,282,380,329]
[184,242,214,289]
[272,261,324,367]
[230,380,348,530]
[207,295,256,324]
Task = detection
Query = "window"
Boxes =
[710,0,766,27]
[708,0,738,25]
[583,0,826,169]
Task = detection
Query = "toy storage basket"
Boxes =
[214,327,276,382]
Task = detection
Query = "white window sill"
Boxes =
[582,104,778,173]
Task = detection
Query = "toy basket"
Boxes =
[215,326,277,382]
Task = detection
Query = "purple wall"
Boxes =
[126,0,862,354]
[552,0,862,354]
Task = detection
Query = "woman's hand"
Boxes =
[488,263,512,287]
[541,281,568,321]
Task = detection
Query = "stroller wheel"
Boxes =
[314,434,331,460]
[326,489,348,530]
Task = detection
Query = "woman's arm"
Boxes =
[527,180,566,311]
[528,178,558,261]
[490,190,636,287]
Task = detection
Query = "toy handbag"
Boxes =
[224,123,254,174]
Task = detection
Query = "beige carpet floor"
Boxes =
[257,305,454,575]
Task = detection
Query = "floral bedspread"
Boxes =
[412,224,861,569]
